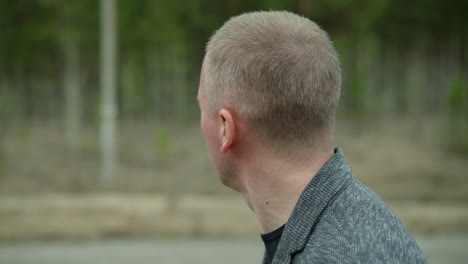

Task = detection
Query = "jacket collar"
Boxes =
[272,147,353,264]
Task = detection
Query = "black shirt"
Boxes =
[261,224,285,263]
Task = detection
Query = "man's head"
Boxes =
[198,11,341,190]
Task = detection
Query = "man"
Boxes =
[197,11,426,264]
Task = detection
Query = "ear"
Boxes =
[218,109,237,153]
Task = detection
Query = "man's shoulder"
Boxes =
[292,179,426,263]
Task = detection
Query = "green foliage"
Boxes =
[0,0,98,70]
[120,56,148,116]
[0,82,13,118]
[448,75,468,115]
[0,144,5,178]
[0,0,467,155]
[443,75,468,155]
[312,0,391,33]
[154,126,171,162]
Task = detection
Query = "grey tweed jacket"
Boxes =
[264,148,427,264]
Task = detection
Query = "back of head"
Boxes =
[204,11,341,153]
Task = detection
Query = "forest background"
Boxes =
[0,0,467,240]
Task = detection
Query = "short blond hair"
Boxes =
[204,11,341,150]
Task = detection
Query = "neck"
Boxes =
[240,148,334,234]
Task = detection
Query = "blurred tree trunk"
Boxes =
[295,0,311,17]
[121,55,145,117]
[64,41,81,152]
[0,71,8,177]
[14,65,28,119]
[173,50,189,123]
[100,0,118,187]
[227,0,239,15]
[147,49,162,119]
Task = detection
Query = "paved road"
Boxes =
[0,235,467,264]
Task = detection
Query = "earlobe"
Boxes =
[219,109,236,153]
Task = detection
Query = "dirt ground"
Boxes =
[0,119,467,239]
[1,193,467,240]
[1,119,467,198]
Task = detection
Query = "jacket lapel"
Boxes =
[271,148,353,264]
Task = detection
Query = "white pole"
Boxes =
[100,0,117,187]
